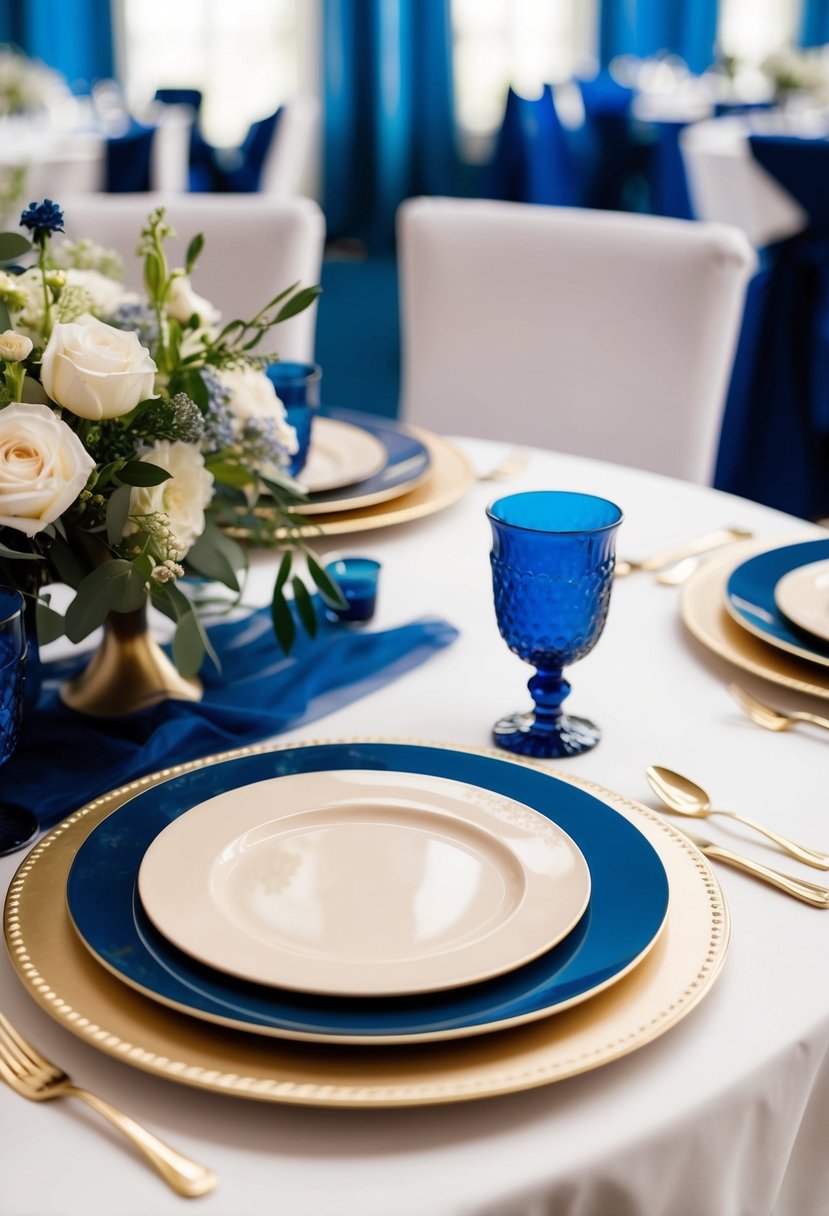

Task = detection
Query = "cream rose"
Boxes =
[126,440,214,556]
[215,365,298,455]
[0,330,33,362]
[166,273,220,327]
[0,402,94,537]
[40,315,157,421]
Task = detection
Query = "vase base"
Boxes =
[61,629,202,718]
[493,710,600,759]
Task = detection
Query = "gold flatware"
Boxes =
[476,448,530,482]
[646,766,829,870]
[0,1013,217,1198]
[729,682,829,736]
[615,527,753,578]
[665,825,829,907]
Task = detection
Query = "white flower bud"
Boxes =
[0,330,33,362]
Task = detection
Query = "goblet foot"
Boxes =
[493,710,601,759]
[0,804,38,856]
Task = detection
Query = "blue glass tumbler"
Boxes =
[0,587,37,855]
[324,557,381,623]
[265,361,322,477]
[488,491,623,759]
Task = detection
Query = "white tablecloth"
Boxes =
[2,438,828,1216]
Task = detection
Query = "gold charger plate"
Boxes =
[4,740,729,1109]
[234,429,472,539]
[681,541,829,701]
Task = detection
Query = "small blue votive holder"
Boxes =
[325,557,381,624]
[266,361,322,477]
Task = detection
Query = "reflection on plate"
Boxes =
[298,418,387,494]
[6,739,728,1108]
[681,542,829,700]
[137,770,591,997]
[775,559,829,647]
[67,742,668,1044]
[725,539,829,669]
[300,409,431,514]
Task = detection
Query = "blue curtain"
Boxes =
[0,0,113,91]
[600,0,718,75]
[801,0,829,45]
[323,0,458,249]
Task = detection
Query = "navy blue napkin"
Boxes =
[2,606,458,828]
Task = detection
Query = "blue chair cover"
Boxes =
[714,135,829,518]
[105,120,155,192]
[219,108,282,193]
[576,71,649,211]
[483,86,579,207]
[154,87,202,111]
[2,603,459,829]
[647,119,695,219]
[153,87,216,193]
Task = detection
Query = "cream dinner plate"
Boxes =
[775,560,829,646]
[297,418,387,494]
[137,770,592,998]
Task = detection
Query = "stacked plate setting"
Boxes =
[7,739,730,1106]
[681,537,829,699]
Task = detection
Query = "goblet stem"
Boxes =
[528,668,571,735]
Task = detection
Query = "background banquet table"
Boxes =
[1,436,827,1216]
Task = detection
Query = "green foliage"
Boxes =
[64,560,148,642]
[0,232,31,263]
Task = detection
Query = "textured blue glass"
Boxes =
[266,361,322,476]
[66,743,668,1041]
[0,588,25,768]
[325,557,381,623]
[488,492,622,759]
[726,539,829,658]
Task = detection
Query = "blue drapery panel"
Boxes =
[600,0,717,75]
[323,0,458,249]
[483,86,580,207]
[801,0,829,45]
[0,0,113,92]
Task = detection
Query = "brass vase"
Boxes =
[60,601,202,718]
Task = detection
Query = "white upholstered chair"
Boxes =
[260,98,321,200]
[398,197,756,483]
[58,194,325,361]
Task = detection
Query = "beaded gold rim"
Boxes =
[4,739,729,1108]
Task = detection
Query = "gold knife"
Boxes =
[616,527,753,577]
[678,826,829,907]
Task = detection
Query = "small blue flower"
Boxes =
[20,198,65,238]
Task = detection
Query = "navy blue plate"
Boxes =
[304,408,431,510]
[67,743,669,1044]
[726,540,829,666]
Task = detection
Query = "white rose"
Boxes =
[215,365,298,455]
[63,268,138,317]
[0,401,94,537]
[166,273,221,327]
[126,440,214,556]
[40,315,157,421]
[0,330,32,362]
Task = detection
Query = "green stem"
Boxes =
[38,233,52,337]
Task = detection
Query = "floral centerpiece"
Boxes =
[0,199,341,715]
[0,46,68,118]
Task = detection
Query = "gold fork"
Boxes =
[729,683,829,736]
[0,1013,217,1198]
[476,448,530,481]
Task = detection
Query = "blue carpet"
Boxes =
[316,255,400,419]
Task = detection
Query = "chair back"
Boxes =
[259,97,321,199]
[60,195,325,361]
[398,197,755,484]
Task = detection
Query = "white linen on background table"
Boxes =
[1,436,827,1216]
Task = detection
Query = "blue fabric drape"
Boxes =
[104,120,155,192]
[600,0,717,75]
[483,86,579,207]
[801,0,829,46]
[0,0,113,91]
[323,0,458,249]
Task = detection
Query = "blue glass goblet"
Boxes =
[488,491,623,759]
[0,587,37,855]
[265,361,322,477]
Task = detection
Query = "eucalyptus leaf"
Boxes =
[117,461,172,487]
[271,584,295,653]
[35,601,65,644]
[64,560,147,642]
[186,522,242,592]
[307,555,346,608]
[275,285,322,324]
[291,576,317,638]
[185,232,204,274]
[206,460,256,490]
[275,551,291,590]
[0,233,32,262]
[106,483,133,547]
[48,537,88,588]
[172,608,206,678]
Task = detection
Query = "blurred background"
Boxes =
[0,0,826,442]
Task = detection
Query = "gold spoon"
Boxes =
[645,766,829,870]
